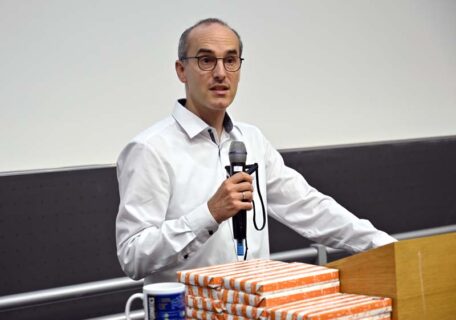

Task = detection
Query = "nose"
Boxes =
[212,59,226,81]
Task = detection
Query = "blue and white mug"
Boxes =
[125,282,186,320]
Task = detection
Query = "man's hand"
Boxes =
[208,172,254,223]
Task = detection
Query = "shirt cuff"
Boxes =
[372,232,398,248]
[183,202,220,241]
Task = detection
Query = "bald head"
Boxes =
[178,18,243,60]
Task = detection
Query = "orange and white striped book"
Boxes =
[187,308,390,320]
[267,293,392,320]
[178,259,288,288]
[224,302,267,319]
[304,298,391,320]
[186,306,224,320]
[221,262,339,294]
[186,295,224,313]
[357,314,390,320]
[267,293,342,319]
[221,281,340,307]
[221,314,257,320]
[331,312,391,320]
[187,312,253,320]
[186,285,221,299]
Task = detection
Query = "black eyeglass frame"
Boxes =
[180,55,244,72]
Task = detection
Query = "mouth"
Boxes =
[209,84,230,95]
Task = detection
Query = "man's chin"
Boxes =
[209,98,232,111]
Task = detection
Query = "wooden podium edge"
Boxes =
[326,232,456,320]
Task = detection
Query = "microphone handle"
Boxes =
[233,210,246,241]
[230,163,247,242]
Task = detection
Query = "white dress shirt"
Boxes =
[115,100,396,284]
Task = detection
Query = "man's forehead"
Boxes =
[187,23,240,54]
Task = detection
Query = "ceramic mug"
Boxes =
[125,282,185,320]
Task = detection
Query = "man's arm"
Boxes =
[262,137,396,253]
[115,141,219,280]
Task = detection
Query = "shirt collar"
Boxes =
[172,99,238,139]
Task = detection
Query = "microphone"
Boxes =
[228,141,247,259]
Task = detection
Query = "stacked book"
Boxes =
[177,259,391,319]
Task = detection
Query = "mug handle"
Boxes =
[125,292,144,320]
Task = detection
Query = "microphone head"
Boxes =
[229,141,247,164]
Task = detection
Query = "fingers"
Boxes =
[229,173,254,200]
[232,181,254,194]
[240,190,253,202]
[228,172,254,195]
[233,189,253,212]
[236,194,254,210]
[229,172,253,184]
[207,172,254,223]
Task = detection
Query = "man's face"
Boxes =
[176,23,241,117]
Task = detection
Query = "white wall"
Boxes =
[1,0,455,172]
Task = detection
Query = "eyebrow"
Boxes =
[195,48,239,56]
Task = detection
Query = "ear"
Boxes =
[175,60,187,83]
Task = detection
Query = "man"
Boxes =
[115,18,396,284]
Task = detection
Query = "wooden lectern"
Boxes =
[326,232,456,319]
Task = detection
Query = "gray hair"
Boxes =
[178,18,243,60]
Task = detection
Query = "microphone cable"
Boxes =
[249,163,266,232]
[239,163,266,261]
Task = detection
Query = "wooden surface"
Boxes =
[327,232,456,319]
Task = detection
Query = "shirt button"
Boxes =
[208,230,214,235]
[184,254,189,259]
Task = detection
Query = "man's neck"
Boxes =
[205,112,225,138]
[185,102,225,138]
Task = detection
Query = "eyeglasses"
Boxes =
[181,55,244,72]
